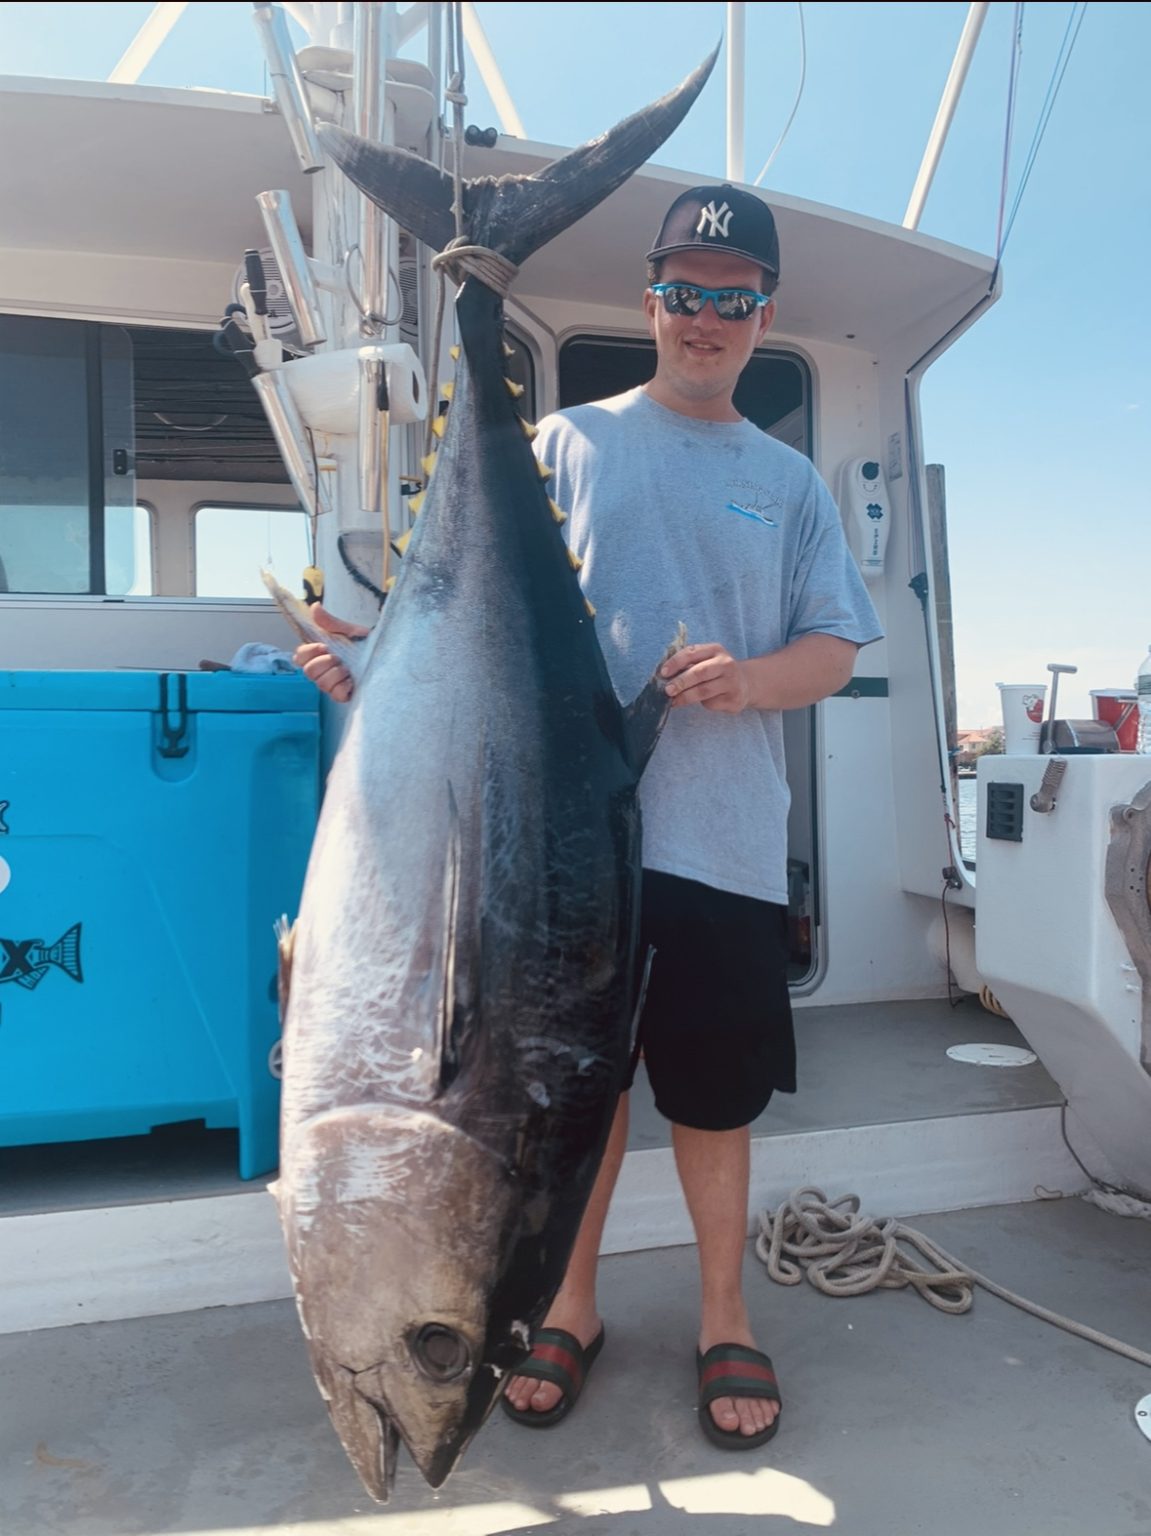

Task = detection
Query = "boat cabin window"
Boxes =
[0,315,289,599]
[557,335,819,985]
[558,335,808,446]
[0,315,136,594]
[195,504,310,599]
[504,326,535,421]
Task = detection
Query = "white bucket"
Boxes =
[997,683,1047,754]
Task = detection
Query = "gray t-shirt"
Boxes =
[537,387,883,905]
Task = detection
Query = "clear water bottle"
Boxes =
[1138,644,1151,754]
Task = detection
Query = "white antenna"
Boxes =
[726,2,746,182]
[461,2,526,138]
[903,1,991,231]
[107,1,189,84]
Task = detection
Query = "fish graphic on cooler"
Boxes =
[0,924,83,991]
[0,923,83,1024]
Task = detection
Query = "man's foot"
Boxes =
[502,1303,604,1421]
[698,1316,781,1440]
[697,1342,781,1448]
[501,1321,605,1428]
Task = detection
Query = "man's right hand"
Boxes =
[295,605,371,703]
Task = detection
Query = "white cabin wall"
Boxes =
[801,338,945,1003]
[0,249,233,329]
[0,595,298,672]
[875,356,965,909]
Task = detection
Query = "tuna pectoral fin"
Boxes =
[260,569,369,681]
[319,48,718,268]
[623,622,688,778]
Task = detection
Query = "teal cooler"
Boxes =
[0,670,319,1178]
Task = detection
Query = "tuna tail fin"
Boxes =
[623,622,688,779]
[317,45,719,267]
[44,923,83,984]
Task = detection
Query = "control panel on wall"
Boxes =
[838,457,890,581]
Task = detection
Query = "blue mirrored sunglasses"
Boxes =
[650,282,773,322]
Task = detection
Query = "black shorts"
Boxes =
[624,869,796,1131]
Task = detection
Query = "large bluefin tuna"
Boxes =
[270,49,717,1502]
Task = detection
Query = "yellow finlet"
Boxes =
[537,460,553,481]
[520,418,539,442]
[421,452,437,477]
[431,415,446,439]
[440,381,454,401]
[391,528,412,557]
[584,598,596,617]
[549,499,568,525]
[503,341,515,359]
[450,344,460,361]
[567,548,583,572]
[302,565,324,604]
[505,379,525,399]
[408,492,425,517]
[384,573,398,592]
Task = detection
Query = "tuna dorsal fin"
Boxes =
[317,46,719,270]
[622,622,688,779]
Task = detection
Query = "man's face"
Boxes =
[643,250,775,409]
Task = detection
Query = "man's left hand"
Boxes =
[661,643,750,714]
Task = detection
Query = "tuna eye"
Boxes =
[412,1324,470,1382]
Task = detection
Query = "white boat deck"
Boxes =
[0,997,1091,1336]
[0,996,1064,1215]
[4,1195,1150,1536]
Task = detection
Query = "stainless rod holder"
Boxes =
[252,370,319,520]
[358,350,386,515]
[353,2,389,325]
[256,190,327,349]
[358,349,391,585]
[253,2,325,174]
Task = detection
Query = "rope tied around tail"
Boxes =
[422,239,520,461]
[431,239,519,298]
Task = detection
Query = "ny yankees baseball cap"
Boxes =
[647,184,780,281]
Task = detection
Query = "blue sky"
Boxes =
[2,0,1146,726]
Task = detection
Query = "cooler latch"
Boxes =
[158,674,190,759]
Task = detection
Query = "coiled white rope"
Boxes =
[755,1187,1151,1368]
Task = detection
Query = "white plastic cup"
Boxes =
[997,683,1047,754]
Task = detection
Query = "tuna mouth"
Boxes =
[320,1355,492,1501]
[319,1364,402,1503]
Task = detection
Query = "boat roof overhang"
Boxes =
[475,141,999,363]
[0,78,998,360]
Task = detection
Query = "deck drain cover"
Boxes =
[946,1043,1037,1067]
[1136,1395,1151,1443]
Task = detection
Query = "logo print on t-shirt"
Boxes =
[724,480,781,527]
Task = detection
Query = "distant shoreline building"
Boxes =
[955,727,1002,769]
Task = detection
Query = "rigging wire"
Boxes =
[1000,0,1089,254]
[993,1,1026,264]
[752,1,807,187]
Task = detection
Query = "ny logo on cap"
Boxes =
[696,200,733,239]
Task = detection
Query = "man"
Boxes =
[296,184,882,1450]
